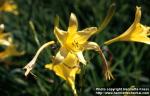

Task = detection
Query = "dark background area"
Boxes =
[0,0,149,96]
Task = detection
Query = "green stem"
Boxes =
[98,2,116,32]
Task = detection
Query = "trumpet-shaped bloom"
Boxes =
[0,24,24,60]
[54,13,98,65]
[45,52,80,96]
[105,6,150,45]
[0,0,18,15]
[54,13,114,80]
[23,13,114,96]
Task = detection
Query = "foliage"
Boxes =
[0,0,149,96]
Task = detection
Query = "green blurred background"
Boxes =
[0,0,150,96]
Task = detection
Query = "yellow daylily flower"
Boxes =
[54,13,114,80]
[0,0,18,15]
[45,52,80,96]
[23,41,80,95]
[0,24,24,60]
[54,13,97,64]
[0,44,24,59]
[23,12,114,96]
[105,6,150,45]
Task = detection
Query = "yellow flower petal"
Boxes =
[63,52,79,67]
[0,33,12,46]
[54,63,79,95]
[0,45,24,59]
[0,24,24,60]
[54,12,113,81]
[124,24,150,44]
[0,24,12,46]
[45,63,53,71]
[0,0,18,15]
[133,6,141,25]
[47,52,79,69]
[67,76,78,96]
[76,51,86,65]
[55,13,98,53]
[104,6,150,45]
[77,27,97,44]
[65,27,97,52]
[67,13,78,34]
[45,52,80,96]
[0,24,4,32]
[53,47,68,64]
[54,27,67,46]
[45,63,80,95]
[0,39,11,46]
